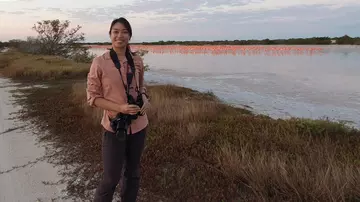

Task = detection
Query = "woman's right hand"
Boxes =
[118,104,141,115]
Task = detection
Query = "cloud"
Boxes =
[65,0,360,27]
[128,3,360,41]
[198,0,360,13]
[3,0,359,26]
[5,10,26,14]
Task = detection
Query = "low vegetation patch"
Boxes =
[0,50,90,81]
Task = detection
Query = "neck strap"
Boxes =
[109,48,139,94]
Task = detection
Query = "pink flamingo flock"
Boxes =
[88,45,324,56]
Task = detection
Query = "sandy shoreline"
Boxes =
[0,78,69,202]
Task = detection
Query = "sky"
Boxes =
[0,0,360,42]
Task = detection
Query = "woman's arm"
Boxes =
[86,57,139,115]
[86,57,122,112]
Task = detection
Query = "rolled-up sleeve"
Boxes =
[86,57,103,107]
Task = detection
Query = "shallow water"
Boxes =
[0,77,69,201]
[90,45,360,128]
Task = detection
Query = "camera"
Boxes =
[110,113,129,141]
[127,93,144,118]
[110,93,144,141]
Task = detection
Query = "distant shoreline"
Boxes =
[80,35,360,46]
[84,43,360,47]
[2,35,360,48]
[85,44,360,49]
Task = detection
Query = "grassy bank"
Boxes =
[1,51,360,201]
[0,49,90,81]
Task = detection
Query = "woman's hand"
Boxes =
[140,94,151,115]
[118,104,141,115]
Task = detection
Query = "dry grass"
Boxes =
[4,51,360,201]
[71,82,103,125]
[0,52,12,69]
[0,50,90,80]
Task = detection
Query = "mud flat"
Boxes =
[0,78,69,202]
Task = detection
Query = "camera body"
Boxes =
[110,94,144,141]
[127,93,144,118]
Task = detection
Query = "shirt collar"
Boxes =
[104,49,128,64]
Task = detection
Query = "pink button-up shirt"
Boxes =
[86,50,148,134]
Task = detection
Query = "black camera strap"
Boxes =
[109,48,138,94]
[109,48,140,137]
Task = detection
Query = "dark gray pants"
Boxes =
[94,127,147,202]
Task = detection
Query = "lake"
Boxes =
[89,45,360,128]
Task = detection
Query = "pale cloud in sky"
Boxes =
[0,0,359,42]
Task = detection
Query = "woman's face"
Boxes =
[110,22,130,49]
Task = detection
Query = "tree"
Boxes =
[336,35,354,45]
[0,41,5,50]
[31,19,94,62]
[136,49,150,71]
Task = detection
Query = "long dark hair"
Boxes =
[109,17,136,68]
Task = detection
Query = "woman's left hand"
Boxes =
[140,93,151,115]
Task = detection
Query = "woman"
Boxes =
[86,17,150,202]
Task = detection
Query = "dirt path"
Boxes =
[0,78,69,202]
